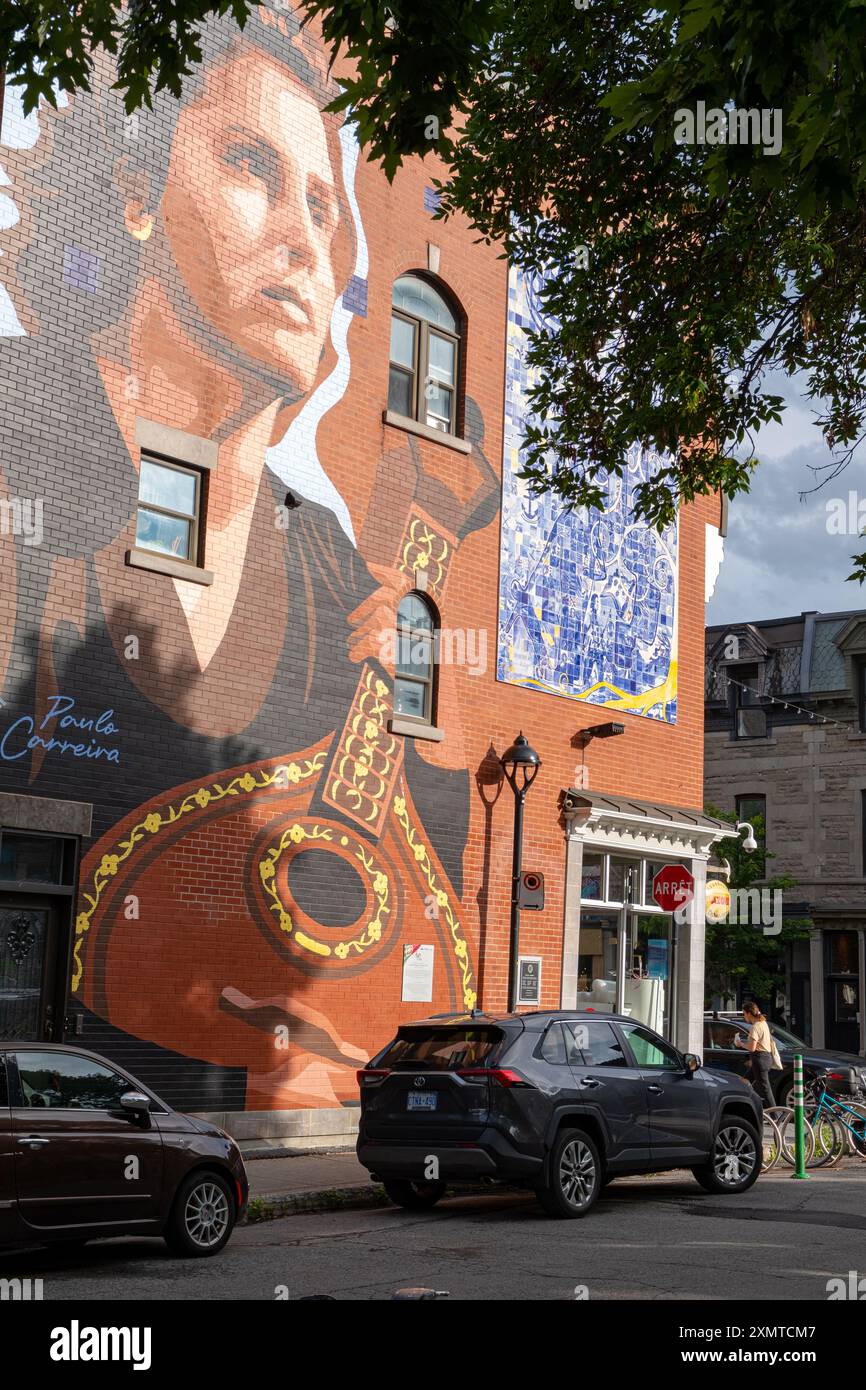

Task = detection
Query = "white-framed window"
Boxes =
[134,455,203,566]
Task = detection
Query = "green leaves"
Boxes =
[6,1,866,549]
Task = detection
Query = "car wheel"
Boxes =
[692,1120,761,1194]
[536,1127,601,1219]
[164,1171,235,1257]
[382,1179,447,1210]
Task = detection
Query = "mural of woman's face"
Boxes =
[161,48,340,394]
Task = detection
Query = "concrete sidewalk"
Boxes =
[244,1149,383,1219]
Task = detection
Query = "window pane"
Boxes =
[392,275,457,332]
[424,382,453,431]
[17,1051,130,1110]
[397,593,435,632]
[568,1021,626,1068]
[737,707,767,738]
[396,632,432,678]
[708,1021,743,1050]
[540,1023,568,1065]
[139,459,196,517]
[428,332,456,385]
[136,507,192,559]
[0,833,62,884]
[377,1026,503,1070]
[394,677,427,719]
[828,931,858,975]
[580,853,604,900]
[608,857,640,903]
[390,314,416,369]
[623,1024,680,1069]
[388,365,413,417]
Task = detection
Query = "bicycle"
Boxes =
[806,1089,866,1166]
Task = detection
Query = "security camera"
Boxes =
[736,821,758,853]
[560,788,583,819]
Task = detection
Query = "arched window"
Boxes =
[388,274,460,435]
[394,591,438,723]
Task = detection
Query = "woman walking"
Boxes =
[736,1002,780,1105]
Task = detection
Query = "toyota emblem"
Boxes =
[413,1075,425,1088]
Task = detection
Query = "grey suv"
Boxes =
[357,1010,763,1218]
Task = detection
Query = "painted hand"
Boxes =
[346,564,413,671]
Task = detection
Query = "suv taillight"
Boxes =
[357,1068,390,1085]
[457,1068,532,1088]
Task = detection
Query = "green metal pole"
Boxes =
[792,1053,809,1180]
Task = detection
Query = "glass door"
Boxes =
[0,903,59,1040]
[575,910,620,1007]
[629,911,674,1038]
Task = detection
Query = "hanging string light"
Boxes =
[722,676,843,727]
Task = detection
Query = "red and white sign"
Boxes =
[652,865,694,912]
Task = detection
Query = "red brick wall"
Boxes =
[0,4,711,1111]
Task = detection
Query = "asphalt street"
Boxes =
[2,1166,865,1301]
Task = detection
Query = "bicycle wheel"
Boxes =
[807,1110,845,1168]
[766,1106,814,1167]
[761,1112,783,1172]
[840,1102,866,1158]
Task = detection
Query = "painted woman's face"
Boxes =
[161,49,341,395]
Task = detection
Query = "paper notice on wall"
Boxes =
[402,944,434,1002]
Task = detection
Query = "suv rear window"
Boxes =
[377,1027,505,1071]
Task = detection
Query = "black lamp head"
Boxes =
[500,731,541,792]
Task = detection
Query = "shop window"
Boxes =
[827,931,858,975]
[135,455,204,566]
[580,853,604,901]
[388,275,461,435]
[394,592,438,725]
[607,857,640,904]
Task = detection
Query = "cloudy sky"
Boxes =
[706,371,866,626]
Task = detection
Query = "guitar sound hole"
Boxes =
[286,848,367,929]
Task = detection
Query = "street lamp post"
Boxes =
[500,732,541,1011]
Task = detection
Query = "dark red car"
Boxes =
[0,1043,248,1257]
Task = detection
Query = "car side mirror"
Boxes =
[683,1053,701,1075]
[119,1090,152,1124]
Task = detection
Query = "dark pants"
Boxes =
[750,1051,776,1106]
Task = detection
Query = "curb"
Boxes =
[242,1184,390,1222]
[242,1180,528,1223]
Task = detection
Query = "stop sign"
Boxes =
[652,865,694,912]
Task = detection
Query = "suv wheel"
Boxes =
[165,1171,235,1257]
[383,1179,447,1210]
[536,1127,601,1219]
[692,1119,761,1194]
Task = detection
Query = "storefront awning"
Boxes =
[562,789,738,860]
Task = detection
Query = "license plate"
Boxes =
[407,1091,438,1111]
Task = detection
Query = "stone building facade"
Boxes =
[705,610,866,1054]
